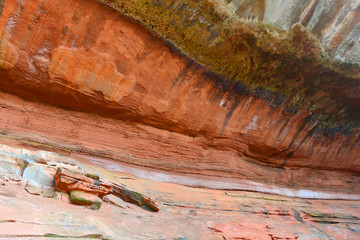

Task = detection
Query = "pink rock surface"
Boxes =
[0,161,359,239]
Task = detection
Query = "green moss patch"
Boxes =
[70,191,102,210]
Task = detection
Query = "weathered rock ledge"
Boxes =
[0,144,359,239]
[0,0,359,195]
[0,92,359,198]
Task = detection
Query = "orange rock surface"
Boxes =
[0,0,358,196]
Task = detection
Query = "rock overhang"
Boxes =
[0,0,358,193]
[100,0,360,129]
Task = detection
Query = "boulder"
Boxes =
[22,163,57,187]
[55,168,112,198]
[70,191,102,210]
[0,152,26,181]
[22,163,57,197]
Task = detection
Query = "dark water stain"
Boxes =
[312,0,345,39]
[284,122,319,159]
[61,25,68,40]
[0,0,6,18]
[220,99,240,133]
[274,120,289,143]
[292,209,304,223]
[270,115,319,166]
[20,0,46,48]
[254,87,286,108]
[170,58,195,90]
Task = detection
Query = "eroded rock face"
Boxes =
[0,0,358,194]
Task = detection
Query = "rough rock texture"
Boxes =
[101,0,360,120]
[0,144,359,239]
[1,91,359,198]
[0,0,358,238]
[222,0,360,64]
[0,0,358,196]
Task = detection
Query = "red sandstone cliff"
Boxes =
[0,0,359,195]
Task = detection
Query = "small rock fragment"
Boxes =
[25,179,54,197]
[54,191,71,203]
[111,182,160,212]
[103,194,127,209]
[42,188,55,198]
[25,184,42,195]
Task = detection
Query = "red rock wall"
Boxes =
[1,91,359,195]
[0,0,359,192]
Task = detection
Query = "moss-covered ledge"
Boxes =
[99,0,360,132]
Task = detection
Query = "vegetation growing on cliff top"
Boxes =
[99,0,360,131]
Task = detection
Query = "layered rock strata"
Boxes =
[0,0,358,196]
[0,144,359,239]
[0,144,159,210]
[1,91,359,198]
